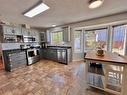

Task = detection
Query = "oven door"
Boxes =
[27,50,35,58]
[27,49,40,65]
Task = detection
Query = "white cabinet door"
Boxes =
[22,28,29,36]
[34,30,40,42]
[40,32,46,42]
[3,25,14,35]
[13,26,22,35]
[30,29,36,36]
[63,27,71,42]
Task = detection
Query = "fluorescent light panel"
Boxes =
[89,0,103,9]
[24,3,49,18]
[52,25,56,27]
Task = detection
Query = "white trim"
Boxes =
[73,30,83,53]
[73,19,127,31]
[72,59,84,62]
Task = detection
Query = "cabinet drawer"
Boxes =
[10,59,27,69]
[9,57,26,63]
[9,52,26,58]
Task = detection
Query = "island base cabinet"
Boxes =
[3,50,27,72]
[86,60,126,95]
[85,51,127,95]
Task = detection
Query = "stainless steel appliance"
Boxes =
[23,36,36,43]
[57,49,66,64]
[20,44,31,49]
[67,48,72,63]
[41,42,48,48]
[57,48,72,64]
[27,48,40,65]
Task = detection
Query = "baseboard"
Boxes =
[72,59,84,62]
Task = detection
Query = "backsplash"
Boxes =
[1,42,40,50]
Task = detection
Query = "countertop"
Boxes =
[42,46,72,50]
[47,46,71,48]
[85,51,127,64]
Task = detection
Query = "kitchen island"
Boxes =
[84,51,127,95]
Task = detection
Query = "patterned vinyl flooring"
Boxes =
[0,60,113,95]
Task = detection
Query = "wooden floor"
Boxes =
[0,60,113,95]
[0,58,4,70]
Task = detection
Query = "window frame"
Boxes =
[74,29,83,53]
[111,24,127,55]
[50,31,63,44]
[84,28,109,52]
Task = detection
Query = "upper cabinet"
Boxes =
[3,25,14,35]
[40,32,46,42]
[0,25,42,43]
[13,26,22,35]
[21,28,30,36]
[3,25,22,35]
[31,29,40,42]
[63,26,71,42]
[29,29,35,37]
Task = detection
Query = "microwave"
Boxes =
[23,36,36,43]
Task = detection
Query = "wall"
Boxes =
[48,12,127,61]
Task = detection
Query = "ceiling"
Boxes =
[0,0,127,28]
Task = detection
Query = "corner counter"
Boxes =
[41,46,72,64]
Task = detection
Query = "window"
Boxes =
[51,31,63,44]
[84,28,108,51]
[74,30,82,52]
[112,25,127,55]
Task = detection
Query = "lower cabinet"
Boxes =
[41,48,72,64]
[57,49,67,64]
[41,49,57,60]
[40,49,48,59]
[48,49,57,61]
[3,50,27,71]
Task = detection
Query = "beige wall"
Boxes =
[73,12,127,61]
[69,12,127,28]
[48,12,127,61]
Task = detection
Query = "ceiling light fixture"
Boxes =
[24,1,50,18]
[89,0,103,9]
[52,25,56,27]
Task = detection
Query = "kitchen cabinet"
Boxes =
[85,51,127,95]
[41,49,48,59]
[57,49,67,63]
[48,49,57,61]
[41,46,72,64]
[41,48,57,60]
[0,25,41,43]
[22,28,41,43]
[3,25,15,35]
[2,25,22,36]
[13,26,22,35]
[40,32,46,42]
[3,50,27,71]
[22,28,30,36]
[63,26,71,42]
[29,29,35,36]
[34,30,40,42]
